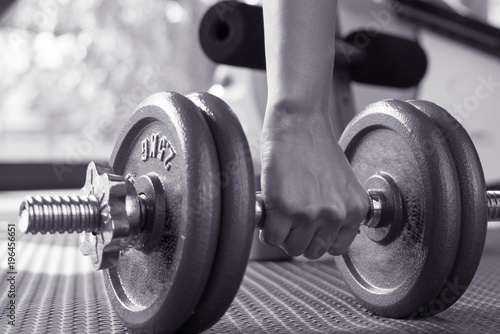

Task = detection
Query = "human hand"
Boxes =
[260,107,368,259]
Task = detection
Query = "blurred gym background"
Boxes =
[1,0,500,190]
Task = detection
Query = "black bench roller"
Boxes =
[199,1,427,88]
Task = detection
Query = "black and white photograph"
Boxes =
[0,0,500,333]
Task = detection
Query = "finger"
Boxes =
[281,222,316,257]
[303,228,338,259]
[327,219,360,256]
[260,209,293,247]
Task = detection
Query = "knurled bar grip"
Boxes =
[255,190,384,230]
[256,190,500,231]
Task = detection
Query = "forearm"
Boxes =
[262,0,338,116]
[259,1,368,258]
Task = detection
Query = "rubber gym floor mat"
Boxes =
[1,196,500,333]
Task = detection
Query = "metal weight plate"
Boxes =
[106,92,221,333]
[177,92,255,333]
[337,99,461,318]
[408,100,488,316]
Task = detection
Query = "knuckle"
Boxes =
[314,204,346,223]
[267,199,300,220]
[333,205,347,222]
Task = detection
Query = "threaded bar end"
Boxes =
[19,195,100,234]
[487,191,500,221]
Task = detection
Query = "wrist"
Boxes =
[262,99,335,143]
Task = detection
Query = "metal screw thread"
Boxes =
[19,195,100,234]
[487,190,500,222]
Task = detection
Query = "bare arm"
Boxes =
[263,0,337,118]
[260,0,368,258]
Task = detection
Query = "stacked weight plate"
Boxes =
[337,100,487,318]
[105,92,255,333]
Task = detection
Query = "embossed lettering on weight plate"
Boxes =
[141,133,176,170]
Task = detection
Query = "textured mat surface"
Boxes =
[1,192,500,333]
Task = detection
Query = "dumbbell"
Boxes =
[18,92,500,333]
